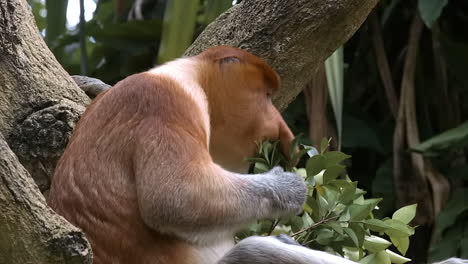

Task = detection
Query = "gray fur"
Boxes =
[241,166,307,219]
[218,236,357,264]
[219,235,468,264]
[274,234,300,246]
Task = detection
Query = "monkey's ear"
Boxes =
[219,56,241,65]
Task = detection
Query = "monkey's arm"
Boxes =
[132,123,306,244]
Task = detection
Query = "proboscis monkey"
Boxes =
[48,46,355,264]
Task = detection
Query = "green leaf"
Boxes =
[314,171,324,185]
[357,198,382,209]
[302,202,313,214]
[344,227,359,247]
[302,212,314,227]
[418,0,449,29]
[343,247,361,262]
[291,147,312,165]
[349,204,373,221]
[349,222,366,247]
[323,151,352,166]
[288,216,304,233]
[318,194,330,216]
[353,188,367,200]
[325,47,344,149]
[323,165,345,184]
[323,185,339,207]
[412,120,468,156]
[326,221,344,235]
[376,250,391,264]
[306,155,326,177]
[392,204,417,224]
[332,203,347,216]
[289,136,301,158]
[320,138,331,154]
[332,180,357,205]
[384,219,414,237]
[359,253,377,264]
[294,168,307,178]
[363,219,391,233]
[307,196,320,221]
[253,162,270,173]
[271,225,292,236]
[262,141,273,163]
[245,157,267,163]
[386,249,411,264]
[267,141,283,168]
[246,222,263,234]
[316,228,335,245]
[390,236,410,256]
[339,209,351,222]
[364,236,392,253]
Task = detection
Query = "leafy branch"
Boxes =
[291,215,340,237]
[239,137,417,264]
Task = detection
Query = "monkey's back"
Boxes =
[47,72,206,264]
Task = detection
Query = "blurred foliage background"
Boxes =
[29,0,467,263]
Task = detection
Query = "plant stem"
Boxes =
[291,215,339,237]
[79,0,88,75]
[268,219,280,235]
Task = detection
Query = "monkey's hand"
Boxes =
[254,166,307,218]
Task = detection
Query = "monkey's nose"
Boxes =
[278,118,296,162]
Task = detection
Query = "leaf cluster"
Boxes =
[241,138,418,264]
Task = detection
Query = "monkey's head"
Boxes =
[194,46,294,173]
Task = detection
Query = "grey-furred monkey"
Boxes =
[48,46,361,263]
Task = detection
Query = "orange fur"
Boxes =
[48,46,295,264]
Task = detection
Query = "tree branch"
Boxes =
[185,0,378,111]
[291,215,339,237]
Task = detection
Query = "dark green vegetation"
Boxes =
[31,0,467,262]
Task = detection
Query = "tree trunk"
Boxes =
[0,1,92,261]
[185,0,378,111]
[0,0,91,192]
[0,133,92,264]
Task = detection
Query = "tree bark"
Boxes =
[0,0,90,192]
[185,0,378,111]
[0,133,92,264]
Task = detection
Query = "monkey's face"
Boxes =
[197,47,294,173]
